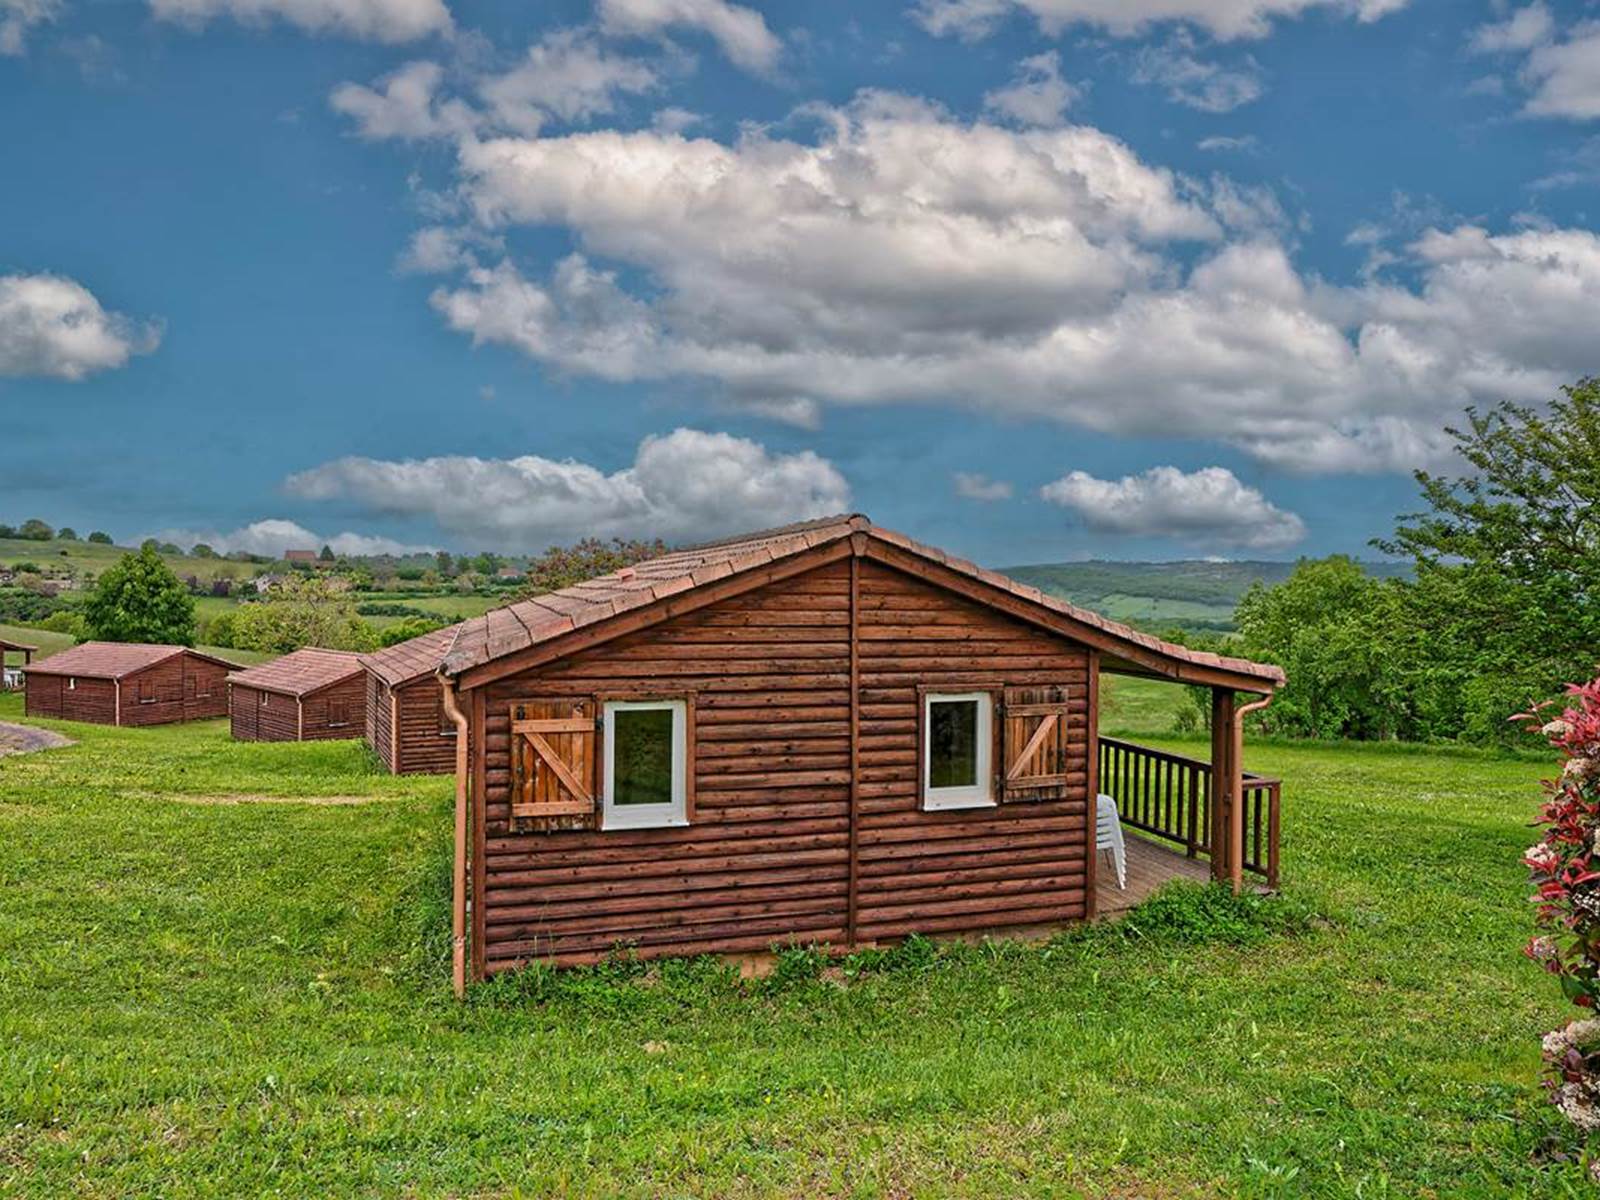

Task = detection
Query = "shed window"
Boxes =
[602,700,687,830]
[67,677,76,691]
[328,699,350,728]
[138,680,156,705]
[922,692,995,811]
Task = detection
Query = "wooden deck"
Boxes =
[1096,833,1211,918]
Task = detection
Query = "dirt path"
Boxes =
[0,720,74,758]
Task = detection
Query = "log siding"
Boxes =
[468,556,1093,974]
[26,649,230,726]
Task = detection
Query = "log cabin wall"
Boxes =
[393,678,458,775]
[299,673,366,741]
[120,655,229,727]
[470,556,1093,974]
[229,684,300,741]
[25,674,115,723]
[366,673,396,771]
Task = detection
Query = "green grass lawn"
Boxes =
[0,695,1583,1197]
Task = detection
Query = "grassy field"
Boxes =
[0,695,1582,1197]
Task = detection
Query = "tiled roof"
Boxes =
[227,647,364,697]
[360,623,465,688]
[438,515,1285,689]
[23,642,239,680]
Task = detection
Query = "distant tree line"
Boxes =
[1224,378,1600,744]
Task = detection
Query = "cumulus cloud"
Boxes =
[395,224,503,274]
[1198,134,1259,152]
[597,0,781,73]
[477,29,658,135]
[1132,37,1263,112]
[953,472,1013,501]
[1468,5,1600,121]
[404,88,1600,474]
[149,0,451,42]
[1,0,61,55]
[984,51,1081,126]
[330,60,476,140]
[1040,465,1306,550]
[0,273,161,380]
[149,518,433,558]
[282,429,851,549]
[913,0,1407,42]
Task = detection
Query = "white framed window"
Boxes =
[922,691,995,811]
[67,677,76,691]
[602,699,688,830]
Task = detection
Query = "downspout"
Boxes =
[1228,691,1276,893]
[438,671,471,1000]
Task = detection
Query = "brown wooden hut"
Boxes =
[23,643,236,726]
[361,624,463,774]
[1,636,38,690]
[433,515,1285,989]
[228,648,366,742]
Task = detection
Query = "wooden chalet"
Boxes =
[430,515,1285,992]
[228,648,366,742]
[1,636,38,690]
[361,624,463,774]
[23,643,236,726]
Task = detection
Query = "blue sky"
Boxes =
[2,0,1597,565]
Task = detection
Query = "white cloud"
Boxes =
[0,273,161,380]
[597,0,781,73]
[149,0,450,42]
[329,60,476,140]
[1132,37,1263,112]
[1467,6,1600,121]
[1040,465,1306,550]
[953,472,1013,501]
[651,106,703,134]
[1198,134,1259,152]
[913,0,1407,42]
[984,51,1082,127]
[1468,2,1554,54]
[1,0,61,55]
[398,89,1600,475]
[477,29,658,136]
[149,518,433,558]
[395,224,503,274]
[282,429,851,550]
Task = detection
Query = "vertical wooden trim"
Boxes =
[390,688,400,774]
[1209,688,1237,887]
[296,697,304,741]
[1084,650,1100,921]
[682,693,697,825]
[846,552,861,948]
[114,679,121,727]
[470,687,488,981]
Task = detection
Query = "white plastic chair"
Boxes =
[1097,793,1127,890]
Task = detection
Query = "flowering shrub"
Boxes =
[1523,680,1600,1153]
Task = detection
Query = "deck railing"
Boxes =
[1098,737,1279,887]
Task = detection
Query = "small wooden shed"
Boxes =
[361,624,463,774]
[1,636,38,690]
[432,515,1286,986]
[23,643,236,726]
[228,648,366,742]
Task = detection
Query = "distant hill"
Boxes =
[1001,558,1411,633]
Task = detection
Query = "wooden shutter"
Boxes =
[1000,686,1073,802]
[510,698,597,820]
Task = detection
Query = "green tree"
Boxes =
[191,543,216,558]
[522,537,668,596]
[82,546,197,645]
[57,527,79,541]
[18,518,53,541]
[1376,378,1600,740]
[318,544,335,563]
[87,531,113,544]
[1235,556,1408,740]
[376,615,448,648]
[230,576,377,654]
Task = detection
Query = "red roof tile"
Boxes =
[24,642,239,680]
[360,623,464,687]
[227,647,364,697]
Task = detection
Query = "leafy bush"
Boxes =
[33,610,86,638]
[377,616,449,648]
[86,531,112,544]
[1521,680,1600,1158]
[230,576,376,654]
[82,546,196,645]
[523,537,668,596]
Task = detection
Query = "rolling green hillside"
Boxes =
[1004,558,1410,632]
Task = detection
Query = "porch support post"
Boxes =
[1209,688,1241,891]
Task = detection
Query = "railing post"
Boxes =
[1267,781,1281,889]
[1210,688,1238,889]
[1185,763,1199,858]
